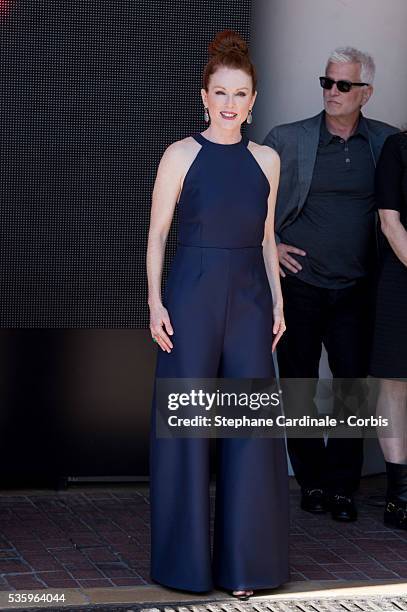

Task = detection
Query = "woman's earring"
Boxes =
[204,107,210,123]
[246,109,253,124]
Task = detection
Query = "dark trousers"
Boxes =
[150,246,289,592]
[278,274,374,495]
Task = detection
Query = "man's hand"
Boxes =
[277,243,306,277]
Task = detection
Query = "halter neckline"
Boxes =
[193,132,248,148]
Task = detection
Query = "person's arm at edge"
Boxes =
[376,135,407,267]
[380,210,407,267]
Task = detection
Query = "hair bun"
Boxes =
[208,30,248,59]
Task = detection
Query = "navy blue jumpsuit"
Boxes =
[150,133,289,592]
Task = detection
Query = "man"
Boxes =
[264,47,398,521]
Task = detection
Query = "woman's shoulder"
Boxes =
[164,136,200,155]
[160,137,201,168]
[250,138,279,155]
[248,140,280,170]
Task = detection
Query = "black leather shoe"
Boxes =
[329,494,357,522]
[301,488,327,513]
[384,500,407,530]
[384,462,407,530]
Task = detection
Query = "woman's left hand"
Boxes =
[272,303,286,352]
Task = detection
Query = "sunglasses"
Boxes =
[319,76,369,93]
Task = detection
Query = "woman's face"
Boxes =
[201,66,256,129]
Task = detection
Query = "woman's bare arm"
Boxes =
[146,138,199,352]
[249,142,285,352]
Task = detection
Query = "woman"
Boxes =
[371,131,407,530]
[146,30,289,597]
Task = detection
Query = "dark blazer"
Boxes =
[263,110,399,240]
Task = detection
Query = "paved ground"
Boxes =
[0,475,406,596]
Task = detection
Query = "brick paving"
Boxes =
[0,476,406,592]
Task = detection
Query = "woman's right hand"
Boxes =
[149,303,174,352]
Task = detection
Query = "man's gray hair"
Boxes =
[326,46,376,84]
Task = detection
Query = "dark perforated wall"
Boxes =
[0,0,252,327]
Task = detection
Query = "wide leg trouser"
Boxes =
[149,246,289,592]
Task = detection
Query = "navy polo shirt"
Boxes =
[280,113,376,288]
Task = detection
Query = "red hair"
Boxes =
[203,30,257,93]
